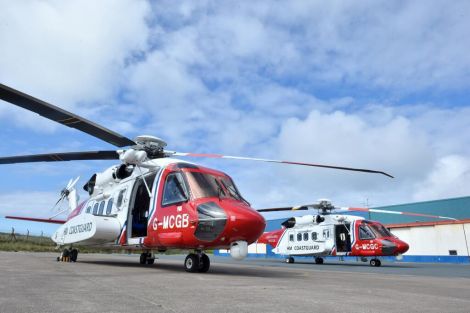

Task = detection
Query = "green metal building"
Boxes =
[370,196,470,224]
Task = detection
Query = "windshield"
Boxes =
[183,171,246,201]
[369,224,394,238]
[221,177,245,202]
[184,171,221,199]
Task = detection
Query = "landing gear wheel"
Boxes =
[70,249,78,262]
[314,257,324,264]
[370,259,381,267]
[184,254,199,273]
[198,254,210,273]
[139,253,148,265]
[147,255,155,265]
[62,249,71,262]
[285,257,295,263]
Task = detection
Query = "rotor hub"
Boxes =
[133,135,167,159]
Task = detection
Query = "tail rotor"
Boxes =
[51,177,80,214]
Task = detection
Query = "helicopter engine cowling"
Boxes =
[85,165,128,196]
[281,215,325,228]
[120,149,147,165]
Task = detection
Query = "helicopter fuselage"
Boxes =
[52,158,266,259]
[258,214,409,265]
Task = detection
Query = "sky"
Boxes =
[0,0,469,235]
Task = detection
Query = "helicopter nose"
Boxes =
[396,240,409,254]
[227,206,266,244]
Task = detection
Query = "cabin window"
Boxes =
[98,201,105,215]
[86,205,92,214]
[323,229,330,239]
[106,198,113,215]
[297,233,302,241]
[312,232,318,241]
[359,225,375,240]
[116,189,127,209]
[449,250,458,256]
[289,234,294,242]
[162,172,188,206]
[303,233,309,241]
[92,203,99,215]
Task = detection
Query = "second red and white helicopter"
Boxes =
[258,200,457,266]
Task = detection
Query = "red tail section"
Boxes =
[257,228,285,248]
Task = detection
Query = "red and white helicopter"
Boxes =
[258,199,457,266]
[0,83,392,272]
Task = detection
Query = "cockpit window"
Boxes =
[184,172,222,199]
[162,172,188,206]
[359,225,375,240]
[221,177,246,202]
[369,224,393,238]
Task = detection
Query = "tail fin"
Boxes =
[257,228,285,248]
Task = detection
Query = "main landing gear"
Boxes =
[285,256,295,263]
[57,248,78,262]
[314,257,324,264]
[139,251,156,265]
[184,252,210,273]
[370,258,382,267]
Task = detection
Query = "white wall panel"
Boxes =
[391,223,470,257]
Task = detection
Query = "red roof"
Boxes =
[386,218,470,228]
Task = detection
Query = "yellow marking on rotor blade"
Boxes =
[51,155,63,161]
[58,117,80,125]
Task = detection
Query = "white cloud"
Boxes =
[0,0,151,131]
[413,155,470,201]
[144,1,470,92]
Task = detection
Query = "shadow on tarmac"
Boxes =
[78,258,302,278]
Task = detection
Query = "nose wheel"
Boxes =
[184,252,210,273]
[314,257,324,264]
[370,258,381,267]
[285,257,295,263]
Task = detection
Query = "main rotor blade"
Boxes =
[0,83,136,147]
[168,152,394,178]
[0,150,119,164]
[257,206,309,213]
[338,207,458,221]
